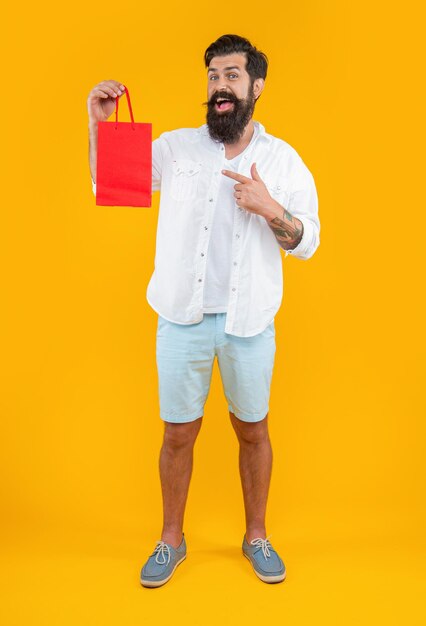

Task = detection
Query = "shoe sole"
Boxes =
[140,554,187,588]
[243,551,286,583]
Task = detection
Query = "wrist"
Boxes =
[262,198,284,222]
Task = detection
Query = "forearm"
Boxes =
[263,199,304,252]
[88,120,98,183]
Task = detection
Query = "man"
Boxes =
[87,34,320,587]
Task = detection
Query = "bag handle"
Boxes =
[114,86,136,131]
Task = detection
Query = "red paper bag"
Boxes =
[96,86,152,207]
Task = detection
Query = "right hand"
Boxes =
[87,80,126,124]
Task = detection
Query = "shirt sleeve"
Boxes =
[152,135,163,192]
[285,155,320,260]
[90,134,165,197]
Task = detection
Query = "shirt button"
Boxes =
[201,252,205,257]
[198,278,202,282]
[232,287,236,292]
[233,262,237,266]
[204,226,208,230]
[236,234,240,238]
[209,198,214,202]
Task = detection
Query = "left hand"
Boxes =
[222,163,273,217]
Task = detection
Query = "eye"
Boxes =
[209,75,218,81]
[228,73,238,79]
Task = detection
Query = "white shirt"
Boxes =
[91,120,320,337]
[202,128,256,313]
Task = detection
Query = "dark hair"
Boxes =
[204,34,268,82]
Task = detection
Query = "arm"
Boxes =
[222,159,320,260]
[88,121,97,183]
[88,120,98,194]
[87,81,164,196]
[91,134,164,196]
[262,200,304,253]
[87,80,126,194]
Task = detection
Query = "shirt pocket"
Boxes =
[264,177,291,208]
[170,159,202,202]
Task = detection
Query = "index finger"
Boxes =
[221,169,252,184]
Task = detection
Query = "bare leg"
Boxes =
[229,411,272,543]
[159,416,203,548]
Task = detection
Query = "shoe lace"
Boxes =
[250,535,273,560]
[152,541,171,565]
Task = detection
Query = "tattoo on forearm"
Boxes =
[268,208,304,251]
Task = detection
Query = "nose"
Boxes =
[215,75,229,92]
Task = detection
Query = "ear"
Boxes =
[253,78,265,100]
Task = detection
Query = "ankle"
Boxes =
[245,528,267,543]
[161,529,183,549]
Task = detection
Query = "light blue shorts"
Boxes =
[155,313,276,423]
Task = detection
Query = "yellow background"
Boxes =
[1,1,425,624]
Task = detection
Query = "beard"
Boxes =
[203,83,257,144]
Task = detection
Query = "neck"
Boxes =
[224,119,255,158]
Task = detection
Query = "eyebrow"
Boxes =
[207,66,241,73]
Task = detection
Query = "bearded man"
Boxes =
[87,33,320,587]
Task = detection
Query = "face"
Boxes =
[204,53,264,144]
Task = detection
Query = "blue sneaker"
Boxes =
[140,533,187,588]
[242,534,286,583]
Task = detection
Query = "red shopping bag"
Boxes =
[96,86,152,207]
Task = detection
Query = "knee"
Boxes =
[163,417,203,450]
[230,412,269,445]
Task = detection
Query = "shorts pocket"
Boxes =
[262,320,275,335]
[157,315,169,337]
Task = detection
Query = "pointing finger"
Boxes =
[250,162,262,182]
[221,170,252,183]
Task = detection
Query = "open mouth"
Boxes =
[215,98,235,112]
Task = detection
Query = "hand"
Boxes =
[87,80,126,125]
[221,162,274,217]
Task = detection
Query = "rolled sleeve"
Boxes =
[285,156,320,260]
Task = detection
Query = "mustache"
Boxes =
[202,91,240,107]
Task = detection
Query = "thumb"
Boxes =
[251,162,262,182]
